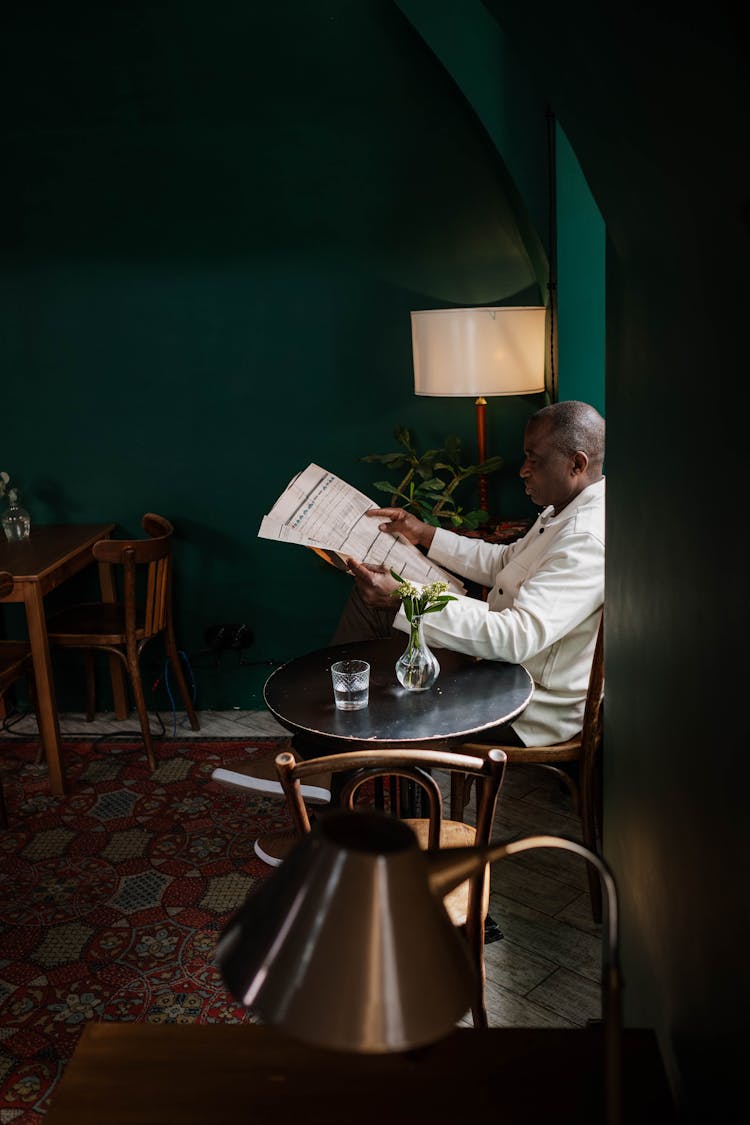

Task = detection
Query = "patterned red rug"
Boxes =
[0,736,291,1123]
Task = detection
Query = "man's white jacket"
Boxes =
[393,478,605,745]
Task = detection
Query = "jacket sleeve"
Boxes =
[426,526,517,587]
[395,526,604,665]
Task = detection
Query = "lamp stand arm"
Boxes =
[485,835,622,1125]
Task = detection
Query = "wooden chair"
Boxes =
[0,571,36,826]
[45,514,199,770]
[451,611,605,922]
[275,745,507,1028]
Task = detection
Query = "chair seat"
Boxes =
[46,602,145,646]
[404,818,486,926]
[500,736,582,764]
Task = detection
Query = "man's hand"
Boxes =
[345,559,401,609]
[365,507,436,551]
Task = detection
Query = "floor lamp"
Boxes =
[411,306,547,516]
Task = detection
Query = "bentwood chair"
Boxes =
[452,610,605,922]
[275,745,507,1028]
[0,571,36,826]
[45,514,200,770]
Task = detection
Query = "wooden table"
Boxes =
[0,523,120,794]
[263,635,533,753]
[43,1022,676,1124]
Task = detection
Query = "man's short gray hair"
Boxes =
[529,400,605,466]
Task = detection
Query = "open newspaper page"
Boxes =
[258,463,466,595]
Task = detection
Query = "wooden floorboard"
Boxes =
[433,757,604,1028]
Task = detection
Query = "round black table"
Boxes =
[263,635,533,751]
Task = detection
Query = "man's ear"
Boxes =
[572,451,589,475]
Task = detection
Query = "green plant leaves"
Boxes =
[361,426,503,530]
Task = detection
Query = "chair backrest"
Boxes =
[276,747,507,991]
[0,574,32,760]
[0,572,30,687]
[276,746,507,848]
[92,513,174,640]
[580,609,604,765]
[0,572,30,827]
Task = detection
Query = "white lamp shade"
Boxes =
[411,306,547,397]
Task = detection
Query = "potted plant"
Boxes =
[360,426,503,531]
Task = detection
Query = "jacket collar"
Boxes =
[538,476,605,527]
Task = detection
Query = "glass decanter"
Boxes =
[2,490,31,541]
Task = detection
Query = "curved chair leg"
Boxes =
[471,977,488,1028]
[450,772,470,820]
[84,650,96,722]
[123,645,156,771]
[165,618,200,731]
[579,759,603,923]
[465,875,489,1028]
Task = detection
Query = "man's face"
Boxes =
[519,419,575,511]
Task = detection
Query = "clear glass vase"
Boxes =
[2,495,31,541]
[395,614,440,691]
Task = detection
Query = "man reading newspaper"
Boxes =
[215,401,605,867]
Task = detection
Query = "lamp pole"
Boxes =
[475,395,489,515]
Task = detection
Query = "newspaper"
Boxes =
[258,463,466,594]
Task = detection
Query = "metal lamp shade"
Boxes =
[411,306,546,397]
[216,810,476,1053]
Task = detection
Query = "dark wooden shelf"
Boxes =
[45,1022,676,1124]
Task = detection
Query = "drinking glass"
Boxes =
[331,659,370,710]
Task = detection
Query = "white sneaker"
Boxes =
[253,829,299,867]
[211,747,332,805]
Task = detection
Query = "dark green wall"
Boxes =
[396,3,606,414]
[555,124,605,411]
[2,0,551,708]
